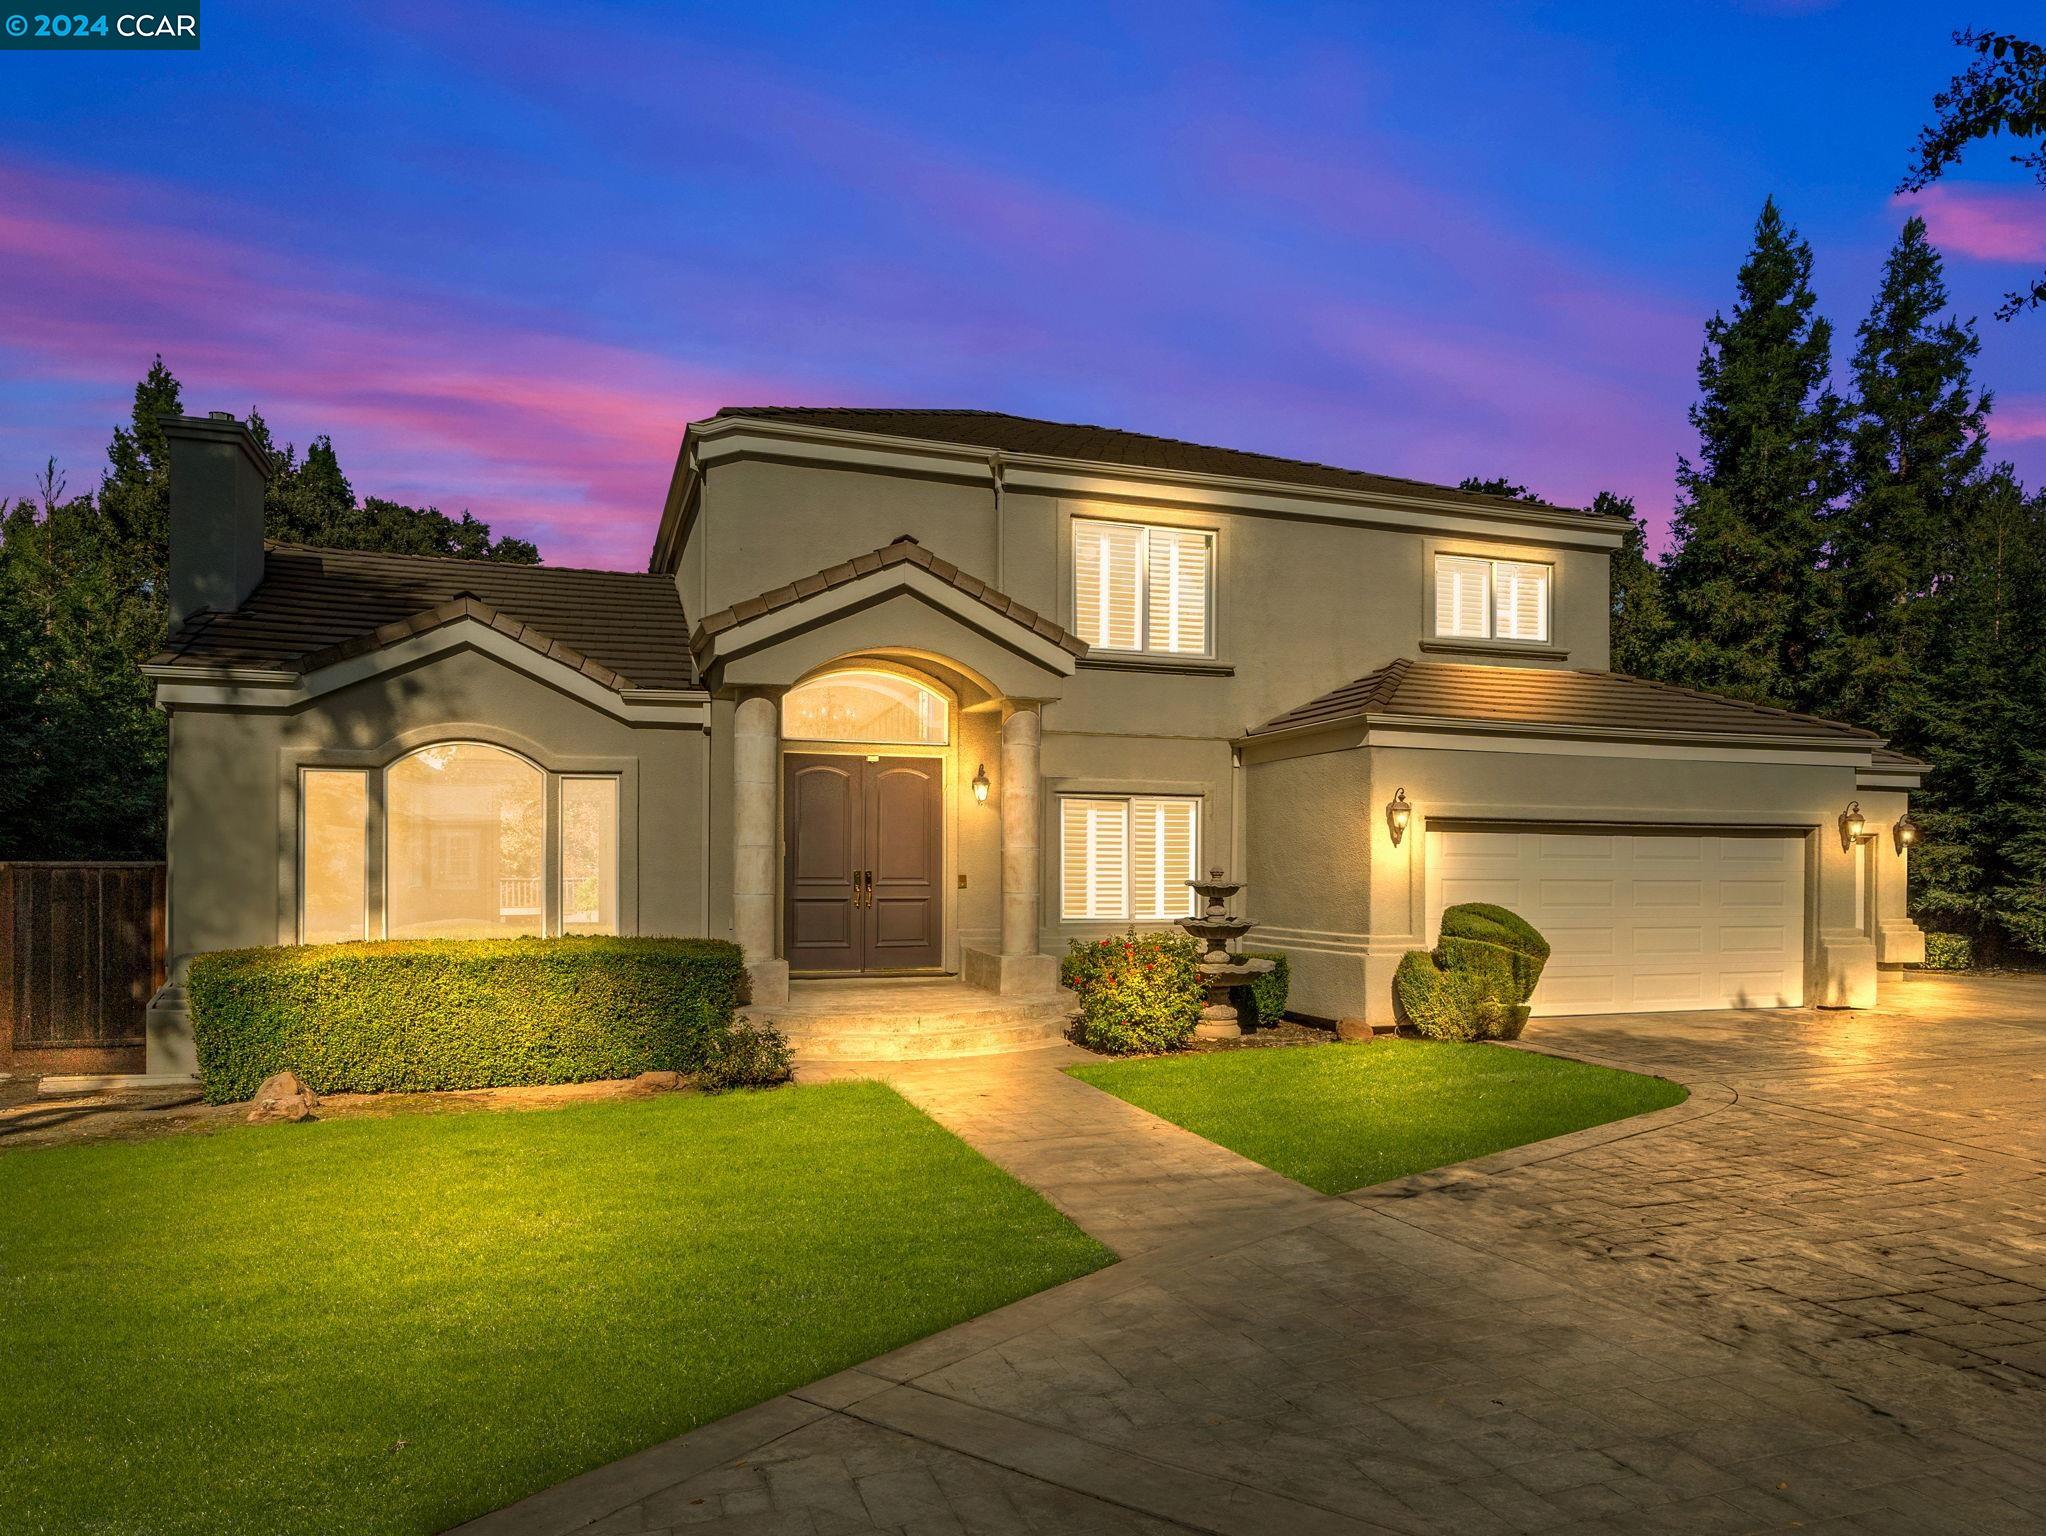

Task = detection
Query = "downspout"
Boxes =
[990,451,1005,592]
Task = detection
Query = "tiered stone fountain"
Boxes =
[1179,869,1275,1040]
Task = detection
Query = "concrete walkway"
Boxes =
[457,975,2046,1536]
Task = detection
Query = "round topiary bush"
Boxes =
[1394,903,1551,1041]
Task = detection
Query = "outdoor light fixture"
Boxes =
[1840,801,1871,851]
[1386,788,1412,846]
[972,763,990,804]
[1894,812,1920,855]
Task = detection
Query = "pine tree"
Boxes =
[1662,199,1843,710]
[1819,216,1989,735]
[1598,492,1674,678]
[1908,468,2046,956]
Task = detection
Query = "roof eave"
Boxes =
[1238,709,1881,754]
[676,415,1628,547]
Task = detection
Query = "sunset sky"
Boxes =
[4,1,2043,569]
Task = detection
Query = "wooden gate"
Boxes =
[0,862,166,1057]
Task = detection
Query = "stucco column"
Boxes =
[1000,703,1042,956]
[732,689,788,1004]
[964,701,1059,996]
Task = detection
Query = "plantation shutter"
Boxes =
[1492,561,1550,642]
[1435,555,1491,638]
[1130,797,1199,920]
[1145,528,1211,656]
[1072,520,1143,652]
[1061,798,1130,920]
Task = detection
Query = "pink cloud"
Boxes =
[1899,184,2046,265]
[0,157,803,568]
[1994,396,2046,442]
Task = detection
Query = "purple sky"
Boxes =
[3,1,2044,569]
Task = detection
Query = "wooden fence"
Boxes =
[1,862,166,1053]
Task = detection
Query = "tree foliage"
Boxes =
[1903,29,2046,321]
[0,358,542,859]
[1661,199,1842,711]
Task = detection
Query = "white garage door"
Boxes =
[1425,828,1805,1015]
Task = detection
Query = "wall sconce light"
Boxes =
[1839,801,1871,851]
[1893,812,1920,854]
[972,763,990,804]
[1386,787,1412,846]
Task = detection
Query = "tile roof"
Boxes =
[152,544,697,691]
[692,535,1087,659]
[1870,746,1932,772]
[1247,658,1883,744]
[712,407,1615,519]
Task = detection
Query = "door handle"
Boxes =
[862,869,874,907]
[853,869,868,908]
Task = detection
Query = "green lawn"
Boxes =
[1070,1040,1687,1194]
[0,1082,1110,1536]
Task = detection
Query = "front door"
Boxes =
[783,753,943,973]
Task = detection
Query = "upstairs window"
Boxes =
[1072,518,1213,656]
[1434,555,1551,643]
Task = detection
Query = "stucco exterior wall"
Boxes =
[693,456,1615,746]
[164,646,707,972]
[1241,744,1370,1019]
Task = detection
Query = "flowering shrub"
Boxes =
[1060,930,1204,1054]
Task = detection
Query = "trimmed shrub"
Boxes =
[1232,951,1291,1027]
[1394,903,1551,1042]
[694,1019,795,1093]
[187,937,747,1103]
[1394,951,1489,1042]
[1922,932,1973,971]
[1061,930,1204,1054]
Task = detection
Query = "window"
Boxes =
[298,744,621,943]
[1060,795,1200,921]
[1434,555,1551,643]
[388,745,544,938]
[300,770,367,943]
[783,669,949,744]
[561,777,619,935]
[1072,517,1213,656]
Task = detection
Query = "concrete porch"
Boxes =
[744,976,1074,1061]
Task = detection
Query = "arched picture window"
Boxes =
[386,744,546,938]
[782,670,950,745]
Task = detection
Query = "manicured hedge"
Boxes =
[1396,903,1551,1042]
[1922,932,1973,971]
[187,937,748,1104]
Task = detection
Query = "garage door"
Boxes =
[1425,829,1805,1015]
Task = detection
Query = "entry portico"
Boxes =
[691,535,1083,1004]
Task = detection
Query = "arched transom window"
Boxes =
[782,670,949,745]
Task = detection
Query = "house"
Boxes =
[140,407,1926,1072]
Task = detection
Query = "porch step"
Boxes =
[744,979,1075,1061]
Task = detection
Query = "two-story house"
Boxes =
[141,407,1926,1072]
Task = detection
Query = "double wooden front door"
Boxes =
[783,753,943,973]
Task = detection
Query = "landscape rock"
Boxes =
[1335,1018,1376,1042]
[246,1070,319,1124]
[633,1070,684,1092]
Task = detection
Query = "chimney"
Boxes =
[163,411,274,628]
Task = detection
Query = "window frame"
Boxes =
[1070,515,1217,660]
[295,743,624,944]
[1431,553,1554,645]
[1058,792,1203,923]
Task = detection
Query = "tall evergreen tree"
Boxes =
[1818,216,1989,735]
[1661,198,1842,710]
[1908,467,2046,956]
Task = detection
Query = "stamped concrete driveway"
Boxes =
[460,974,2046,1536]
